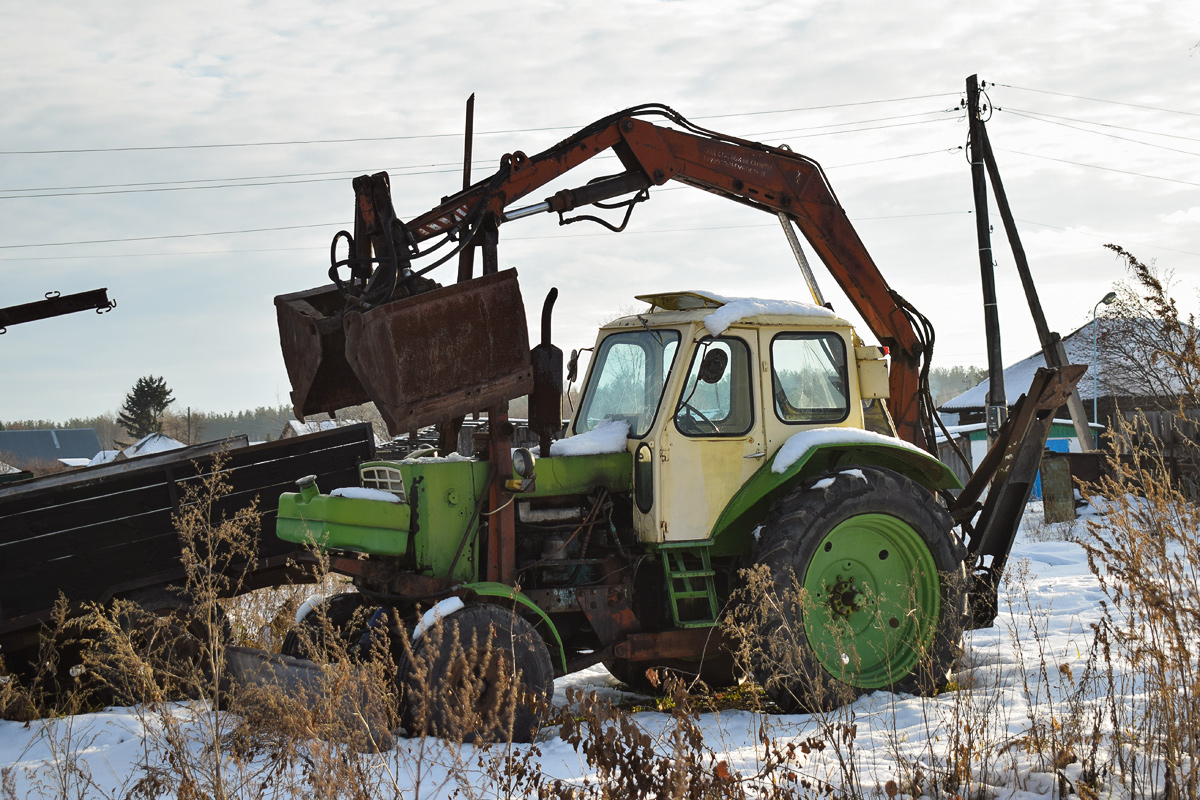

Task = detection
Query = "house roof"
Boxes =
[284,418,387,446]
[115,433,185,460]
[940,317,1180,412]
[0,428,102,464]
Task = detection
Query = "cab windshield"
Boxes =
[575,329,680,438]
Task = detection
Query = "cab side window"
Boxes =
[673,336,754,437]
[771,333,850,423]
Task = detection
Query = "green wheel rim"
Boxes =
[801,513,940,689]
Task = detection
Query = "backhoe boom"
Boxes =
[391,108,933,448]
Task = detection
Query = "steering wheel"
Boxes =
[676,401,718,434]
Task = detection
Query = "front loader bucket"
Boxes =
[275,269,534,436]
[276,284,372,419]
[343,269,534,435]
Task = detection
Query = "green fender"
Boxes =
[708,438,962,558]
[461,581,568,674]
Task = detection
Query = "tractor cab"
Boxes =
[571,291,893,545]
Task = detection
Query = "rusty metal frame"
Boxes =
[952,364,1087,628]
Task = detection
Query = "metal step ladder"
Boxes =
[659,542,719,628]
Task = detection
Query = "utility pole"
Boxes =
[967,75,1007,445]
[975,120,1096,451]
[965,74,1095,452]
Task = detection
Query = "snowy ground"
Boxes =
[0,502,1118,799]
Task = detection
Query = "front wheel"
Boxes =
[748,466,966,712]
[400,603,554,743]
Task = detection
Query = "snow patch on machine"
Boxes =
[331,486,403,503]
[413,596,467,642]
[703,296,836,337]
[550,418,629,456]
[772,427,928,474]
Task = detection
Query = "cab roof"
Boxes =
[604,290,851,335]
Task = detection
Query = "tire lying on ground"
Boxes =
[749,466,966,712]
[280,592,368,661]
[400,603,554,743]
[101,587,231,704]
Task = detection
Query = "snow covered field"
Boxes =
[0,501,1150,798]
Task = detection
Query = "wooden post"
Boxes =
[976,121,1095,451]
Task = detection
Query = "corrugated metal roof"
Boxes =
[0,429,102,464]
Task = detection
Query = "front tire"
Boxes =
[749,466,965,712]
[400,603,554,743]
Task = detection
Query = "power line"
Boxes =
[0,209,969,258]
[827,146,962,169]
[1002,107,1200,144]
[749,116,955,140]
[994,83,1200,118]
[0,93,960,156]
[0,222,343,250]
[692,92,959,120]
[0,161,491,194]
[0,168,470,200]
[1013,217,1200,258]
[0,145,961,249]
[997,147,1200,188]
[1003,110,1200,158]
[743,109,951,136]
[0,246,316,261]
[1,130,955,200]
[15,212,1187,269]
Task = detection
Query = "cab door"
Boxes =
[652,329,767,543]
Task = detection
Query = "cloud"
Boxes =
[1164,207,1200,224]
[0,0,1195,420]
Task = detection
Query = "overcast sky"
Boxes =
[1,1,1196,423]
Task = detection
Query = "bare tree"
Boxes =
[1097,245,1200,412]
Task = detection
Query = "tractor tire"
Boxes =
[749,466,966,712]
[280,592,368,662]
[102,588,231,705]
[400,603,554,743]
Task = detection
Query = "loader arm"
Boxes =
[393,107,932,449]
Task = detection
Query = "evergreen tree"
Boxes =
[118,375,175,439]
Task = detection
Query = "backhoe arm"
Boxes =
[394,109,932,448]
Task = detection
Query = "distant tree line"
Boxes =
[930,365,987,407]
[2,405,298,449]
[3,367,983,450]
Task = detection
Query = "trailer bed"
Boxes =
[0,423,375,651]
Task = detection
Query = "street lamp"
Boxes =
[1092,291,1117,439]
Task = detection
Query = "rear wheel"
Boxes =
[400,603,554,743]
[750,466,965,712]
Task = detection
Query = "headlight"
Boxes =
[512,447,535,479]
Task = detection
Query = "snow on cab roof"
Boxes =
[629,291,842,336]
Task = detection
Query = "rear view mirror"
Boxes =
[698,349,728,384]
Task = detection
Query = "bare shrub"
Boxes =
[1080,413,1200,800]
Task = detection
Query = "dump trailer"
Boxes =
[0,424,375,671]
[271,104,1083,741]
